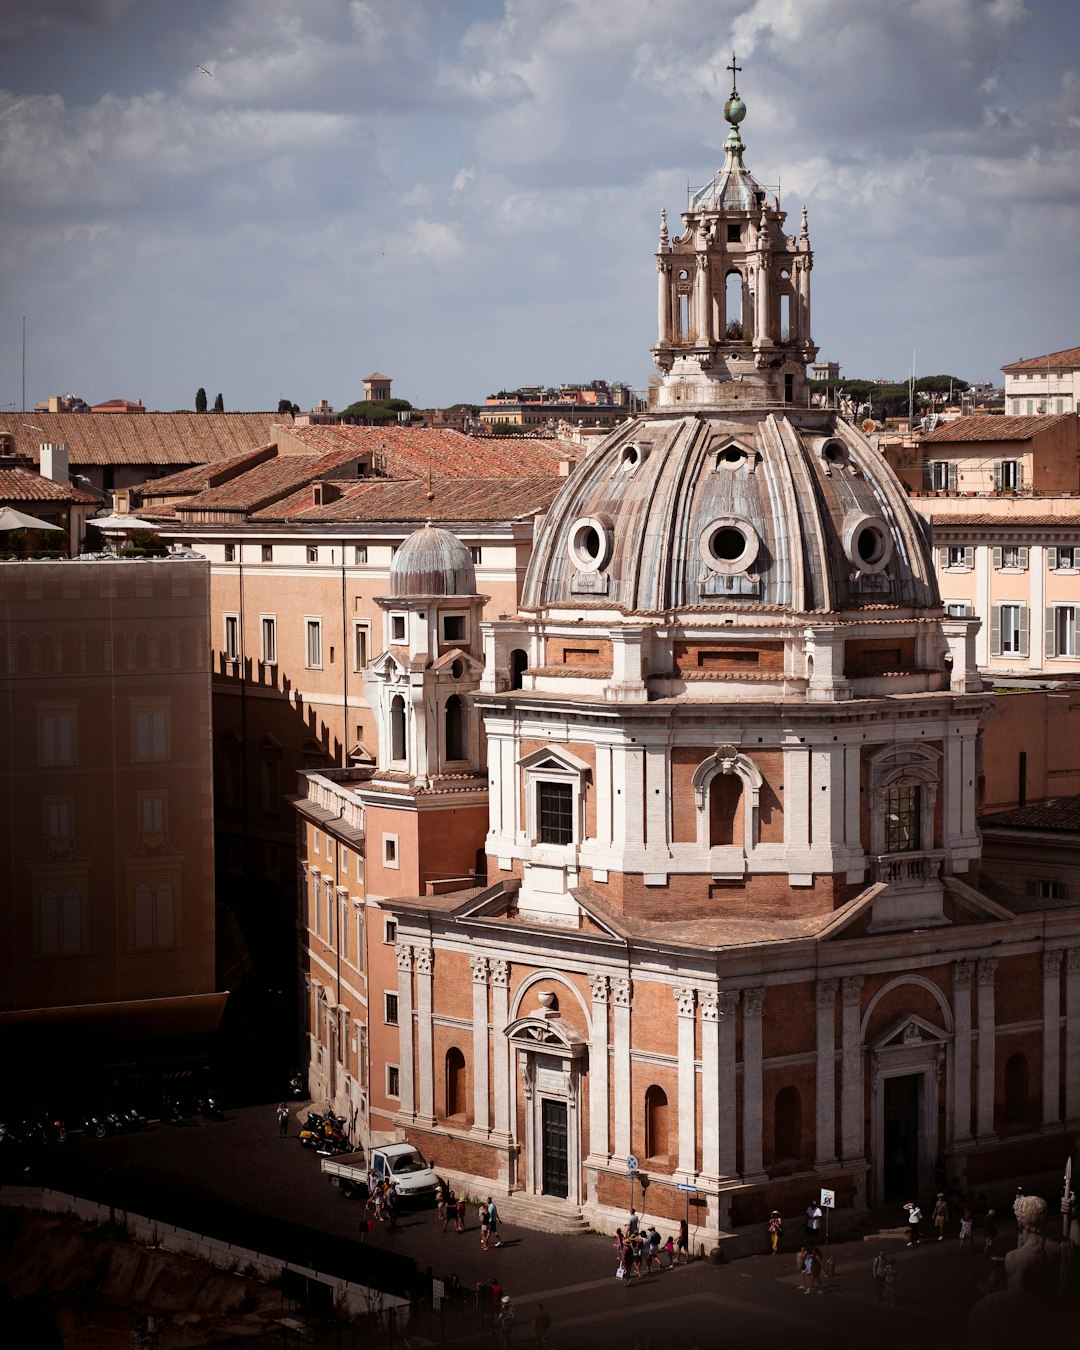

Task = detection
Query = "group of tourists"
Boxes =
[434,1184,503,1247]
[365,1173,399,1229]
[794,1244,826,1294]
[909,1187,998,1253]
[613,1213,690,1282]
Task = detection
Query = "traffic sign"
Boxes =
[627,1155,639,1172]
[820,1188,836,1209]
[676,1183,697,1194]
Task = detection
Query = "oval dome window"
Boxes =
[568,516,612,573]
[698,516,759,574]
[843,513,893,574]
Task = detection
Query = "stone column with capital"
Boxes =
[612,977,632,1159]
[470,955,491,1133]
[840,976,864,1162]
[975,959,998,1140]
[657,261,672,345]
[951,962,974,1144]
[414,946,435,1125]
[674,986,697,1179]
[701,990,739,1183]
[741,988,766,1180]
[587,974,610,1169]
[695,252,710,345]
[1041,950,1063,1129]
[1066,950,1080,1123]
[490,960,512,1141]
[395,943,415,1118]
[815,980,839,1168]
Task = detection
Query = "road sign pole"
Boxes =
[825,1204,830,1265]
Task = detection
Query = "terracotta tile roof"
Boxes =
[1001,346,1080,372]
[919,413,1074,443]
[363,372,391,381]
[251,474,561,523]
[0,466,98,504]
[933,513,1080,528]
[0,411,285,467]
[285,423,573,479]
[177,448,362,514]
[980,794,1080,833]
[134,445,278,498]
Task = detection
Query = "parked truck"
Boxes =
[321,1141,443,1205]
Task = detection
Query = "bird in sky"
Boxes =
[196,65,213,77]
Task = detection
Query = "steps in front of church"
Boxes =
[495,1194,592,1234]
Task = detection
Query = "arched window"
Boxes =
[678,292,691,341]
[779,292,791,342]
[445,1047,468,1119]
[774,1086,802,1162]
[709,774,744,846]
[390,695,406,762]
[510,648,528,691]
[445,694,464,761]
[644,1085,669,1162]
[1003,1053,1028,1126]
[725,270,744,338]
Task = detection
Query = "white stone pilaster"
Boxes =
[470,955,491,1133]
[1066,950,1080,1123]
[975,959,997,1140]
[612,977,632,1159]
[1041,950,1062,1128]
[491,960,511,1139]
[414,946,434,1125]
[658,262,671,344]
[815,979,839,1167]
[952,961,974,1144]
[840,976,864,1161]
[674,986,697,1178]
[395,943,415,1117]
[741,987,766,1180]
[588,974,610,1164]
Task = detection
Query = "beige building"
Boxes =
[1003,345,1080,416]
[0,554,222,1100]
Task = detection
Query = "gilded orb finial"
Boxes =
[724,51,746,127]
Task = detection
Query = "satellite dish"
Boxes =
[861,419,877,433]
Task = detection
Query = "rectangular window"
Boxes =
[358,1026,368,1088]
[537,780,574,845]
[353,622,370,671]
[325,881,334,945]
[326,838,334,865]
[262,544,273,562]
[44,798,73,840]
[138,793,166,834]
[1048,605,1078,659]
[996,459,1022,490]
[133,708,169,761]
[224,543,236,562]
[133,881,176,949]
[384,835,398,867]
[384,917,397,944]
[391,614,406,642]
[442,614,466,643]
[998,545,1027,570]
[305,618,323,668]
[384,992,399,1026]
[884,783,921,853]
[313,829,321,855]
[930,461,955,491]
[944,545,973,570]
[355,907,365,972]
[339,896,349,962]
[341,845,349,871]
[38,887,82,956]
[1035,879,1065,899]
[993,603,1028,656]
[945,601,972,618]
[261,757,280,813]
[261,615,277,664]
[39,709,76,766]
[306,545,318,564]
[224,613,240,661]
[386,1064,400,1099]
[727,223,741,242]
[354,544,368,565]
[469,546,482,565]
[1052,546,1077,571]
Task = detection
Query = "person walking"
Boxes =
[883,1258,898,1306]
[905,1201,923,1245]
[456,1195,467,1234]
[497,1296,515,1349]
[796,1245,810,1293]
[676,1217,689,1264]
[276,1102,289,1137]
[531,1302,551,1348]
[768,1210,783,1254]
[628,1208,640,1238]
[488,1197,503,1248]
[664,1234,676,1267]
[441,1187,454,1233]
[480,1203,491,1251]
[808,1247,823,1295]
[490,1279,504,1315]
[872,1249,888,1301]
[982,1209,998,1258]
[436,1183,446,1229]
[958,1207,974,1253]
[933,1193,948,1240]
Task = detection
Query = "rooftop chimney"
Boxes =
[40,442,69,484]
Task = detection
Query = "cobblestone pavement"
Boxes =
[36,1102,1009,1349]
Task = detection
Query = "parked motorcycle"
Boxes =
[288,1072,307,1100]
[298,1111,325,1149]
[197,1096,224,1121]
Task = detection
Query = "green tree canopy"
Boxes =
[278,399,301,415]
[338,398,413,424]
[213,392,224,412]
[195,387,207,413]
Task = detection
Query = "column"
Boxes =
[707,991,739,1178]
[695,253,710,343]
[612,977,632,1159]
[975,959,998,1140]
[587,974,610,1162]
[754,252,769,344]
[952,962,974,1144]
[395,943,415,1118]
[840,976,864,1162]
[674,986,697,1179]
[798,256,812,346]
[1066,950,1080,1122]
[657,262,671,344]
[741,988,766,1180]
[1041,950,1062,1128]
[470,955,491,1133]
[414,946,435,1125]
[815,980,839,1167]
[491,960,512,1139]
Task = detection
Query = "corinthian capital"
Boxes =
[954,960,974,990]
[395,942,414,972]
[469,954,489,983]
[588,973,610,1004]
[816,979,839,1009]
[976,958,998,988]
[674,986,696,1018]
[743,987,765,1018]
[414,947,433,977]
[612,977,632,1009]
[842,976,863,1007]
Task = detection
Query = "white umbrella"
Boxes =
[0,505,64,532]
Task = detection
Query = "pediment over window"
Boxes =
[504,1014,588,1056]
[370,651,406,679]
[517,745,592,776]
[871,1012,949,1053]
[430,647,483,678]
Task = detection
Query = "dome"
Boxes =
[521,411,939,615]
[389,523,476,598]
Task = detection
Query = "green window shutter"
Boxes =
[1045,608,1057,659]
[992,546,1002,570]
[993,462,1002,489]
[1018,606,1029,657]
[964,546,974,568]
[948,463,958,490]
[1048,547,1058,571]
[938,547,949,567]
[990,606,1001,656]
[1018,546,1029,571]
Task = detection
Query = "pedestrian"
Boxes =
[647,1225,661,1272]
[676,1217,689,1264]
[796,1244,810,1292]
[884,1258,898,1306]
[480,1203,491,1250]
[932,1192,948,1240]
[982,1209,998,1258]
[808,1246,823,1295]
[490,1279,503,1316]
[958,1207,973,1252]
[617,1239,633,1286]
[872,1249,887,1301]
[532,1302,551,1348]
[498,1296,515,1349]
[384,1181,398,1231]
[768,1209,783,1254]
[456,1195,467,1233]
[628,1208,640,1238]
[805,1201,823,1238]
[631,1232,645,1279]
[664,1233,676,1267]
[436,1182,446,1228]
[441,1187,454,1233]
[276,1102,289,1137]
[488,1197,503,1248]
[904,1200,922,1245]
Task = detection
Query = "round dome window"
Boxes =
[450,658,465,680]
[843,513,893,574]
[698,516,759,574]
[568,516,612,573]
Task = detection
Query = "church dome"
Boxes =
[389,523,476,598]
[521,411,939,615]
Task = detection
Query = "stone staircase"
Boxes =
[495,1192,592,1235]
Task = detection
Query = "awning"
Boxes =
[0,505,64,532]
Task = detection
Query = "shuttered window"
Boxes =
[991,604,1028,657]
[1046,606,1078,659]
[992,545,1028,571]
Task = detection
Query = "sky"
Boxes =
[1,0,1078,412]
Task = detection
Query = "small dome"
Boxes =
[389,524,476,598]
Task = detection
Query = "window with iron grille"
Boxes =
[537,780,574,845]
[884,783,921,853]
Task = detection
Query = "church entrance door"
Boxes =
[882,1074,920,1202]
[541,1098,569,1198]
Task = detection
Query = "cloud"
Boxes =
[0,0,136,45]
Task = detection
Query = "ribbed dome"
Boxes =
[521,411,940,615]
[389,524,476,598]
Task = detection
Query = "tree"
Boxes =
[338,397,413,425]
[278,399,301,415]
[195,387,208,413]
[213,392,224,413]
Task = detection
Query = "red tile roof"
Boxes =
[0,466,99,504]
[919,413,1075,444]
[1001,346,1080,372]
[250,475,562,523]
[981,794,1080,833]
[0,411,286,467]
[284,424,573,479]
[177,448,363,514]
[135,445,278,498]
[932,514,1080,528]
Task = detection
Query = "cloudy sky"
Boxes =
[1,0,1078,412]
